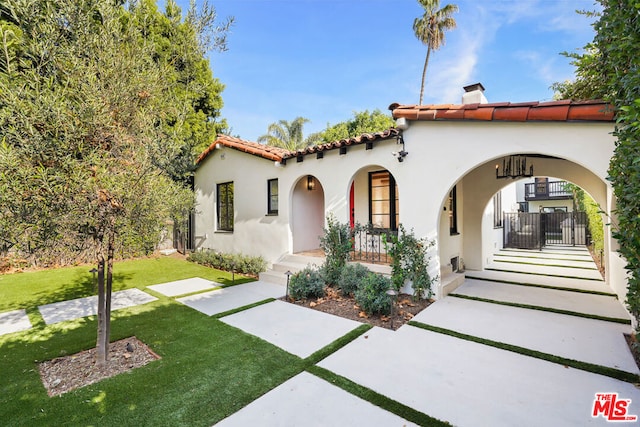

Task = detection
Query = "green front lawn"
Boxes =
[0,257,302,426]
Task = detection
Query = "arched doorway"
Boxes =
[291,175,325,253]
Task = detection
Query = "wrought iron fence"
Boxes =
[350,224,396,264]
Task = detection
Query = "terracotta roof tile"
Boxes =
[196,129,401,165]
[196,135,290,164]
[389,100,614,123]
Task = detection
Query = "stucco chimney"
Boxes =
[462,83,488,104]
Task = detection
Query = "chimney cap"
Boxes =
[463,82,485,93]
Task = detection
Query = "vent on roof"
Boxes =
[462,83,488,105]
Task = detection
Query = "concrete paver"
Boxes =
[220,300,362,358]
[487,261,604,281]
[0,309,32,336]
[466,269,611,293]
[38,288,157,325]
[497,248,595,262]
[177,281,285,316]
[213,371,417,427]
[494,255,599,269]
[454,278,629,320]
[147,277,218,297]
[318,325,640,427]
[412,296,638,374]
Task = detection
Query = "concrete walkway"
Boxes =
[0,309,32,336]
[177,281,285,316]
[147,277,219,297]
[221,300,362,358]
[38,288,157,325]
[214,247,639,426]
[318,325,640,427]
[213,371,417,427]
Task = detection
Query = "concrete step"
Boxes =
[441,272,465,296]
[258,270,289,286]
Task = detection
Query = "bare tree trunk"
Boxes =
[96,252,107,367]
[419,46,433,105]
[105,230,115,353]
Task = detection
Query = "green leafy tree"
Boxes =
[312,109,395,143]
[0,0,229,365]
[553,1,640,328]
[257,117,314,151]
[127,0,232,183]
[413,0,458,105]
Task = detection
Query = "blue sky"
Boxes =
[172,0,599,142]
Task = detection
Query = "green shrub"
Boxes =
[354,273,392,316]
[338,263,370,296]
[187,250,267,276]
[289,266,325,300]
[320,214,353,285]
[384,224,435,299]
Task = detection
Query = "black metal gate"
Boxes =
[503,211,588,249]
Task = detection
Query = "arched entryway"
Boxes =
[291,175,325,253]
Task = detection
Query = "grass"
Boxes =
[0,255,254,313]
[0,257,300,426]
[0,257,446,426]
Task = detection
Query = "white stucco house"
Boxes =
[194,85,625,301]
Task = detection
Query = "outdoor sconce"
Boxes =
[392,134,408,162]
[306,175,315,191]
[496,155,534,179]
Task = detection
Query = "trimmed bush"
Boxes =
[187,250,266,276]
[338,263,371,296]
[354,273,392,316]
[289,266,325,300]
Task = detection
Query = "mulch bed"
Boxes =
[39,336,160,397]
[625,334,640,371]
[284,287,433,330]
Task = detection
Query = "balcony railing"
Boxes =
[524,180,573,201]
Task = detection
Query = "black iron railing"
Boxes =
[524,180,573,201]
[350,224,396,264]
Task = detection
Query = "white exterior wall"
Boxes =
[195,120,627,302]
[195,147,291,262]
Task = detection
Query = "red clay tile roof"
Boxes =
[389,100,615,122]
[196,129,400,165]
[196,135,291,164]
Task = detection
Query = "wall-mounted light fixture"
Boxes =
[306,175,315,191]
[392,134,408,162]
[496,155,534,179]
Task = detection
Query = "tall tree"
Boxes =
[312,109,396,143]
[0,0,229,365]
[413,0,458,105]
[258,117,312,151]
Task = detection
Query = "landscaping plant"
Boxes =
[338,263,371,296]
[187,250,266,276]
[288,266,325,300]
[354,273,392,316]
[319,215,353,285]
[384,224,435,299]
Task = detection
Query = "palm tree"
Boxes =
[257,117,313,151]
[413,0,458,105]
